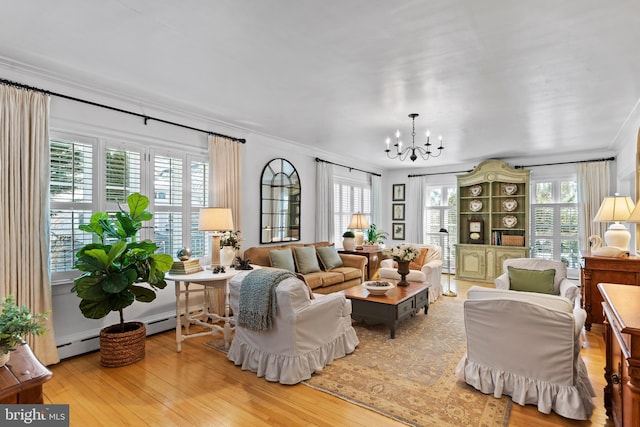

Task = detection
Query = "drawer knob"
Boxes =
[611,373,621,385]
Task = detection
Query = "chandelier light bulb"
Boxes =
[395,130,400,139]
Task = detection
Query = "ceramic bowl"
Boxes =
[364,281,395,295]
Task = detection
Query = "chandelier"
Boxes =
[385,113,443,162]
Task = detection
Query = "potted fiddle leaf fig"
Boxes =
[72,192,173,367]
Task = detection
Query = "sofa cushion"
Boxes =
[269,248,296,272]
[320,272,345,287]
[508,266,555,295]
[409,247,429,270]
[332,266,362,282]
[467,285,573,313]
[301,272,325,290]
[316,246,344,270]
[293,246,322,274]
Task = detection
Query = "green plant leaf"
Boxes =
[75,252,108,273]
[130,285,157,302]
[72,274,107,300]
[101,270,136,293]
[107,241,127,265]
[116,211,138,238]
[79,299,112,319]
[99,217,122,239]
[151,253,173,271]
[108,292,136,312]
[127,193,153,222]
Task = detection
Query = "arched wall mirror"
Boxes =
[260,158,301,243]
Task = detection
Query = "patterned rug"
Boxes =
[205,293,511,426]
[302,294,511,427]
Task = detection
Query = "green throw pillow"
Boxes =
[507,266,555,295]
[293,246,322,274]
[316,245,344,271]
[269,248,296,272]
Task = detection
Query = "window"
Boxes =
[49,134,208,282]
[333,179,371,245]
[530,177,579,276]
[424,185,457,272]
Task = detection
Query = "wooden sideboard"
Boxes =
[0,344,52,403]
[580,254,640,330]
[599,283,640,427]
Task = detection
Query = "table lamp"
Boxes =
[593,195,634,251]
[348,213,369,249]
[198,207,234,268]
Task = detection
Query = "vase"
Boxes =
[220,246,236,267]
[343,237,356,251]
[0,352,9,367]
[396,260,410,287]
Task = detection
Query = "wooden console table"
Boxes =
[599,283,640,427]
[339,248,384,280]
[581,253,640,330]
[0,344,52,404]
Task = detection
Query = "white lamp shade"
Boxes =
[348,213,369,230]
[627,202,640,223]
[198,208,234,232]
[593,196,635,223]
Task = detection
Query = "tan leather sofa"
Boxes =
[242,242,366,294]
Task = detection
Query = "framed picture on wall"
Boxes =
[392,184,405,201]
[392,223,405,240]
[392,203,405,220]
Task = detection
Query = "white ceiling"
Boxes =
[1,0,639,170]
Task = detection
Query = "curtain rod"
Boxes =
[513,156,615,169]
[408,156,616,177]
[0,78,246,143]
[315,158,381,177]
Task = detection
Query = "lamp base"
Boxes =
[210,234,222,268]
[354,231,364,250]
[604,223,631,251]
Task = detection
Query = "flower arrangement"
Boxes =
[0,295,48,355]
[385,245,419,262]
[220,230,242,250]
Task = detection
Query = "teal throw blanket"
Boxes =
[237,269,296,331]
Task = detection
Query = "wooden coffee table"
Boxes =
[342,280,429,338]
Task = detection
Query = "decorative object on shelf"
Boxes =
[502,215,518,228]
[469,184,482,196]
[220,230,242,267]
[396,260,411,287]
[467,219,484,244]
[342,231,356,251]
[502,198,518,212]
[502,183,518,195]
[363,281,395,295]
[0,295,48,367]
[392,184,405,201]
[469,199,483,212]
[501,234,525,246]
[392,223,405,240]
[587,235,627,257]
[170,259,203,275]
[439,228,457,297]
[220,246,236,267]
[384,113,444,162]
[348,213,370,249]
[593,194,635,251]
[177,247,191,261]
[72,193,173,367]
[199,207,234,268]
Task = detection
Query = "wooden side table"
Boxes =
[339,248,384,280]
[0,344,52,404]
[581,253,640,330]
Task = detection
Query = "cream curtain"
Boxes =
[315,161,334,242]
[577,161,610,252]
[208,135,242,228]
[406,175,427,243]
[370,174,382,227]
[0,85,59,365]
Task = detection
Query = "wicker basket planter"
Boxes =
[99,321,146,368]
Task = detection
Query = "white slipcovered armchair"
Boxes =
[495,258,580,305]
[378,244,443,302]
[227,271,359,384]
[456,286,595,420]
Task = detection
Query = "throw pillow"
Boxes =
[507,266,555,295]
[269,248,296,272]
[316,245,344,271]
[293,246,322,274]
[409,248,429,270]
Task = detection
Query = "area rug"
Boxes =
[205,294,511,427]
[302,295,511,427]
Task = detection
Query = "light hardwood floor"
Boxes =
[44,278,613,426]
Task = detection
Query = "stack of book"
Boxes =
[170,259,203,275]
